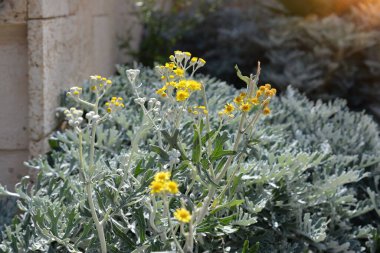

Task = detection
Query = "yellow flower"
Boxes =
[156,87,167,97]
[265,83,271,89]
[224,103,235,113]
[166,181,179,194]
[240,102,252,112]
[250,97,259,105]
[263,107,271,115]
[186,80,202,91]
[270,88,277,95]
[176,89,190,102]
[259,86,266,92]
[239,92,247,98]
[174,208,192,223]
[265,90,274,97]
[154,171,171,182]
[191,57,198,63]
[256,90,263,97]
[174,68,185,77]
[176,80,186,89]
[233,96,243,105]
[150,181,165,194]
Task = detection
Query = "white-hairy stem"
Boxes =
[78,129,107,253]
[163,195,184,253]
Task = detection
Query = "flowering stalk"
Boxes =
[77,129,107,253]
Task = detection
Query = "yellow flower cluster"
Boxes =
[219,84,276,117]
[149,171,179,195]
[155,51,205,102]
[105,97,125,113]
[174,208,192,223]
[89,75,112,92]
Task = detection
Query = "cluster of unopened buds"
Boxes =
[64,108,84,127]
[105,97,125,113]
[155,50,205,102]
[85,111,101,124]
[219,84,276,118]
[147,98,161,115]
[66,86,83,98]
[149,171,192,223]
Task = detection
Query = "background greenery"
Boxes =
[124,0,380,122]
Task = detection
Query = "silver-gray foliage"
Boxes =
[1,66,379,252]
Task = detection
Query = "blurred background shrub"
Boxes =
[124,0,380,121]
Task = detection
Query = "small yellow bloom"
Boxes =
[91,86,97,91]
[174,68,185,77]
[191,57,198,63]
[265,83,271,89]
[259,86,266,92]
[256,90,263,97]
[270,88,277,95]
[184,52,191,57]
[176,89,190,102]
[240,102,252,112]
[239,92,247,98]
[186,80,202,91]
[224,103,235,113]
[250,97,259,105]
[265,90,274,97]
[107,107,112,113]
[233,96,243,105]
[106,80,112,85]
[176,80,186,89]
[150,181,165,194]
[174,208,192,223]
[156,87,167,97]
[263,107,271,115]
[154,171,171,182]
[166,181,179,194]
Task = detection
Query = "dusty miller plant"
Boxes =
[1,52,380,252]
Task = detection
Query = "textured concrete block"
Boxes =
[28,0,71,19]
[0,24,29,149]
[28,15,94,155]
[93,16,115,75]
[0,150,30,189]
[0,0,27,24]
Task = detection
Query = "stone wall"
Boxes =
[0,0,141,188]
